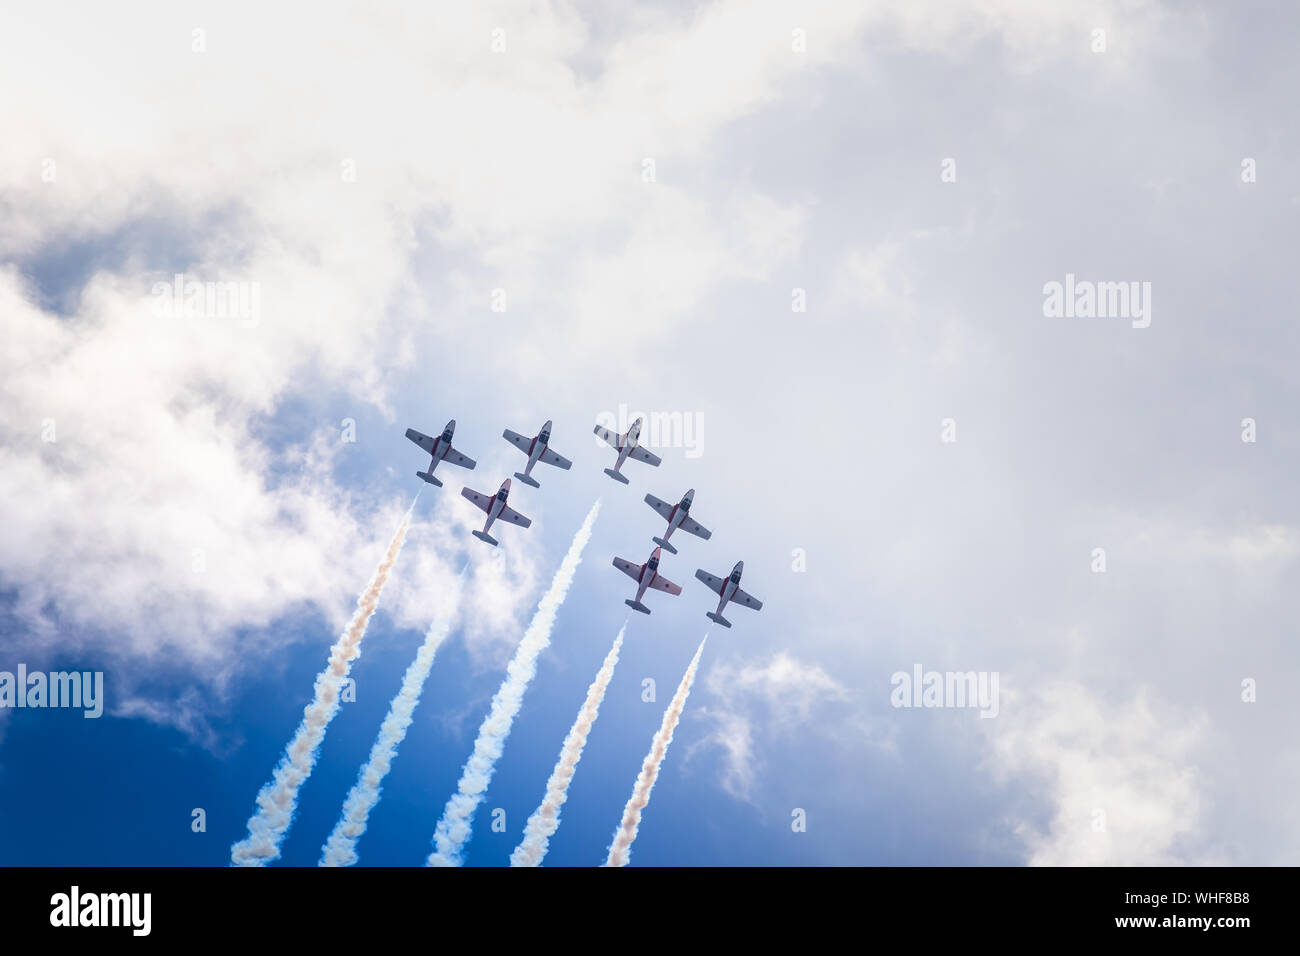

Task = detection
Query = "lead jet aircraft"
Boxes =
[644,487,711,554]
[612,546,681,614]
[405,419,476,486]
[694,560,762,628]
[593,417,660,484]
[462,477,531,546]
[502,419,572,488]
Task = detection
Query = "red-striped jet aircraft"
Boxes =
[644,487,711,554]
[405,419,476,487]
[612,546,681,614]
[462,477,531,546]
[502,420,572,488]
[694,560,762,628]
[594,417,660,484]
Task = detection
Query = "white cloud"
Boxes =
[115,689,226,754]
[988,682,1213,865]
[692,651,849,800]
[1133,523,1300,568]
[3,0,1292,869]
[384,462,547,667]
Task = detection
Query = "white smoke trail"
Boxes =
[426,499,601,867]
[230,497,418,866]
[319,565,467,867]
[604,635,708,868]
[510,621,626,867]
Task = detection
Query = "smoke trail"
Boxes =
[319,564,468,867]
[510,621,626,867]
[426,499,601,867]
[230,497,418,866]
[604,635,707,868]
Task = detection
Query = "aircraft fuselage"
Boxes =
[520,423,551,477]
[427,420,456,470]
[660,490,693,541]
[611,420,642,474]
[482,481,511,533]
[716,561,744,613]
[634,553,659,602]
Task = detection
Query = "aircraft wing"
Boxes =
[593,425,620,448]
[681,517,712,540]
[649,573,681,595]
[405,428,436,454]
[461,488,492,513]
[629,445,661,467]
[540,447,572,469]
[612,557,641,581]
[731,587,762,611]
[503,429,531,452]
[498,505,531,528]
[445,446,476,469]
[695,569,725,594]
[644,494,675,521]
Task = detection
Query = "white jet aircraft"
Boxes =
[694,560,762,628]
[405,419,476,486]
[612,546,681,614]
[461,477,531,546]
[502,419,572,488]
[644,487,711,554]
[593,417,660,484]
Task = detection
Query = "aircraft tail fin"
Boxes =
[416,471,443,487]
[625,599,651,615]
[603,468,630,484]
[513,472,540,488]
[706,612,732,628]
[652,536,678,554]
[472,530,499,546]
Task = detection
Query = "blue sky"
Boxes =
[2,0,1298,866]
[0,466,842,867]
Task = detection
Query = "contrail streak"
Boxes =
[510,621,626,867]
[604,635,707,868]
[230,496,418,866]
[319,564,467,867]
[426,499,601,866]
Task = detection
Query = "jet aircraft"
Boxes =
[643,487,711,554]
[502,420,572,487]
[694,560,762,628]
[462,477,531,546]
[405,420,476,486]
[594,417,660,484]
[612,546,681,614]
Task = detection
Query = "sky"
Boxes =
[1,0,1298,866]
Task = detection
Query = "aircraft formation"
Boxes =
[405,415,763,628]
